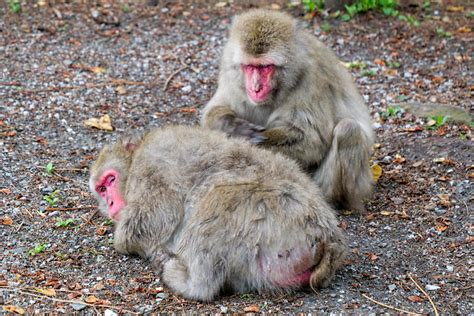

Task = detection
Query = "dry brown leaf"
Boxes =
[398,210,410,219]
[431,76,444,84]
[447,5,464,12]
[339,221,348,230]
[412,160,423,167]
[380,211,393,216]
[116,85,126,95]
[178,107,198,114]
[385,69,398,76]
[90,66,107,74]
[0,280,8,286]
[6,131,17,137]
[2,216,13,225]
[84,114,113,131]
[457,26,471,33]
[374,58,385,66]
[393,154,406,164]
[3,305,25,314]
[96,227,107,236]
[85,295,98,303]
[244,304,260,313]
[366,253,379,261]
[408,295,424,302]
[271,3,281,10]
[35,288,57,296]
[371,163,382,181]
[435,224,448,232]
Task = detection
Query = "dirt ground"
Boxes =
[0,1,472,314]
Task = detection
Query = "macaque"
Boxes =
[90,125,347,302]
[201,10,375,213]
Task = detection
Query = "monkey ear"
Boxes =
[119,131,145,153]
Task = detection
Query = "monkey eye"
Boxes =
[105,175,116,186]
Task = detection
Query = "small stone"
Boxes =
[104,309,118,316]
[181,85,192,93]
[426,284,440,291]
[446,265,454,272]
[156,292,168,299]
[220,306,229,313]
[388,284,396,291]
[71,303,87,311]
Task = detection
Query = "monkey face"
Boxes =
[93,169,126,220]
[241,64,276,104]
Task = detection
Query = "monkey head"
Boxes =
[89,134,141,220]
[229,9,297,105]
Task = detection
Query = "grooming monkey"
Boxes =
[90,126,347,301]
[201,10,375,213]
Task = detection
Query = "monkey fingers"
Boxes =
[231,118,267,144]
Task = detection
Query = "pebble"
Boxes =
[104,309,118,316]
[71,303,87,311]
[156,292,168,299]
[220,306,229,313]
[426,284,440,291]
[388,284,396,291]
[446,265,454,272]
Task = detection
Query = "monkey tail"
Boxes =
[309,241,346,292]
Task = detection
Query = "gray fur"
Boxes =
[90,125,347,301]
[201,9,375,213]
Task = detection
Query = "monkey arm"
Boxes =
[260,125,304,147]
[203,105,266,143]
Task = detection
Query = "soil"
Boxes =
[1,2,472,314]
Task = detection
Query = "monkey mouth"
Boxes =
[247,87,272,104]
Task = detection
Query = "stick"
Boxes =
[44,206,96,212]
[408,274,440,316]
[0,287,138,315]
[362,293,421,315]
[163,65,188,92]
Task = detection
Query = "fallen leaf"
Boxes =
[36,288,56,296]
[431,76,444,84]
[371,163,382,181]
[3,306,25,314]
[373,143,381,149]
[408,295,424,302]
[380,211,393,216]
[271,3,281,10]
[0,188,12,194]
[178,107,197,114]
[433,157,446,163]
[214,2,227,8]
[404,126,423,132]
[468,172,474,179]
[447,5,464,12]
[90,66,107,74]
[2,216,13,225]
[244,304,260,313]
[397,210,410,219]
[0,280,8,286]
[94,281,105,290]
[384,69,398,76]
[457,26,471,33]
[96,227,107,236]
[85,295,98,303]
[393,154,406,164]
[67,292,81,299]
[412,161,423,167]
[374,58,385,66]
[6,131,17,137]
[116,85,126,95]
[84,114,113,131]
[339,221,348,230]
[427,119,437,127]
[366,253,379,261]
[435,224,448,232]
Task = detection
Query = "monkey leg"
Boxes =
[162,256,225,301]
[313,118,373,213]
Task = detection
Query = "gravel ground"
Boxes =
[1,2,472,314]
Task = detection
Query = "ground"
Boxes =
[0,1,472,314]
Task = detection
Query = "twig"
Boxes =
[0,81,22,86]
[15,222,24,233]
[0,287,138,314]
[408,274,440,316]
[362,293,421,315]
[44,205,96,212]
[163,65,188,92]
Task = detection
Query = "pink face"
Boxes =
[95,169,125,220]
[241,64,275,104]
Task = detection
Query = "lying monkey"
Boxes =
[90,125,347,301]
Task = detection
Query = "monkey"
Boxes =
[89,125,347,302]
[201,9,375,213]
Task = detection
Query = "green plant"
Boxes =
[385,105,403,117]
[422,0,431,11]
[46,162,55,175]
[468,11,474,18]
[342,0,399,20]
[427,115,449,129]
[28,244,47,256]
[103,219,114,226]
[240,293,253,300]
[436,27,452,38]
[43,190,60,207]
[347,61,367,69]
[302,0,325,13]
[55,218,76,227]
[321,22,332,32]
[399,14,420,26]
[122,4,130,13]
[361,69,377,77]
[387,61,401,68]
[8,0,21,13]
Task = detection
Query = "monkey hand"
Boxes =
[231,118,267,144]
[150,249,172,274]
